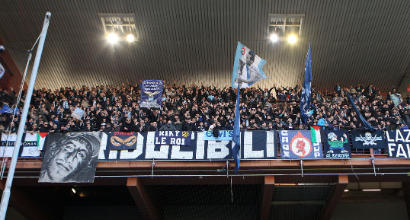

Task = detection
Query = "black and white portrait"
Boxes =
[39,132,102,183]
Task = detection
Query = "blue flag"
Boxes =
[346,92,375,131]
[300,45,312,123]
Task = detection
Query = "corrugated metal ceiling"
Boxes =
[0,0,409,90]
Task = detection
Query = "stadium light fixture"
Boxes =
[344,189,349,192]
[269,33,279,43]
[287,34,298,44]
[126,33,135,43]
[106,32,119,45]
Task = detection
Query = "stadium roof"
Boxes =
[0,0,409,90]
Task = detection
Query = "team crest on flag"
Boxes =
[279,130,323,159]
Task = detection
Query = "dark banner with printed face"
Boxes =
[98,131,276,161]
[351,129,386,149]
[386,129,410,158]
[107,132,138,150]
[279,130,323,159]
[154,131,192,146]
[140,80,163,109]
[323,130,351,159]
[39,132,103,183]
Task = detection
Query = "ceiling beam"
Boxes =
[127,177,161,220]
[260,176,274,220]
[12,158,410,170]
[320,175,348,220]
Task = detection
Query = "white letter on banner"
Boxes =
[98,133,117,159]
[405,130,410,142]
[145,132,169,159]
[244,131,264,158]
[119,133,144,159]
[196,132,205,159]
[396,144,408,158]
[396,130,405,142]
[171,145,193,159]
[207,141,230,159]
[388,143,396,157]
[385,131,394,142]
[266,131,275,158]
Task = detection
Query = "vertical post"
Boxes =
[0,12,51,220]
[260,176,275,220]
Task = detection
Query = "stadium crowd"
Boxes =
[0,83,408,134]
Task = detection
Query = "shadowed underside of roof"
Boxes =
[0,0,409,90]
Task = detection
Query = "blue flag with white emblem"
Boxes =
[300,45,312,123]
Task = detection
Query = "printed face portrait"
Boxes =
[46,138,91,181]
[39,133,101,183]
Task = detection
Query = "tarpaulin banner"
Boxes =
[323,130,351,159]
[279,130,323,159]
[107,132,137,150]
[98,130,276,161]
[39,132,104,183]
[155,131,192,146]
[386,129,410,158]
[140,80,163,109]
[351,129,386,149]
[0,132,45,157]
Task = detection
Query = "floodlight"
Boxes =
[106,32,119,44]
[126,34,135,43]
[287,34,298,44]
[269,33,279,43]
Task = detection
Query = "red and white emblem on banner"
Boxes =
[241,47,245,55]
[290,131,313,157]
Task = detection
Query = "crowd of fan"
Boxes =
[0,83,408,134]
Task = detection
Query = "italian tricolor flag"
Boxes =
[310,126,321,143]
[37,132,48,150]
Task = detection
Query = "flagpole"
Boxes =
[0,12,51,220]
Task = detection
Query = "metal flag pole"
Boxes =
[0,12,51,220]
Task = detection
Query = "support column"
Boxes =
[402,182,410,220]
[127,177,160,220]
[320,175,348,220]
[260,176,275,220]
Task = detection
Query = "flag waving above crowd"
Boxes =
[232,42,267,89]
[300,45,312,123]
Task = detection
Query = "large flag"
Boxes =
[346,92,375,131]
[140,80,164,109]
[300,45,312,123]
[232,42,267,89]
[231,42,267,172]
